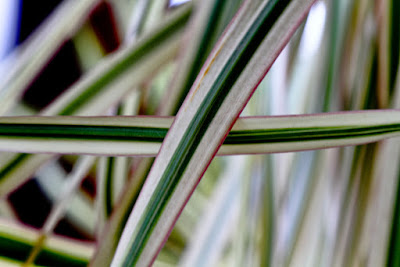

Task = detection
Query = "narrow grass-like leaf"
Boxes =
[112,0,318,265]
[160,0,243,116]
[89,157,153,266]
[91,1,233,264]
[94,0,164,238]
[0,110,398,156]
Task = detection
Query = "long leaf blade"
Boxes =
[111,0,318,265]
[0,110,398,156]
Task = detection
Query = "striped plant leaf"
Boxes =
[111,0,318,265]
[0,110,398,156]
[95,0,158,235]
[95,0,170,234]
[160,0,243,116]
[90,1,239,264]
